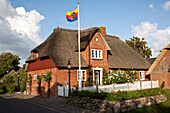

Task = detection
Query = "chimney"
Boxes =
[90,22,92,28]
[82,25,84,30]
[99,26,106,37]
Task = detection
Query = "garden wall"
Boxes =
[66,94,167,113]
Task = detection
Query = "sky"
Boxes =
[0,0,170,66]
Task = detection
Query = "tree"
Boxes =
[125,37,152,59]
[0,52,20,78]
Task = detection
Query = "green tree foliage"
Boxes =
[43,71,52,97]
[125,37,152,59]
[37,75,41,94]
[3,73,18,93]
[2,70,27,93]
[28,74,32,94]
[85,65,93,86]
[0,52,20,78]
[18,70,27,92]
[102,69,110,85]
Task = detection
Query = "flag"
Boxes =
[66,8,78,22]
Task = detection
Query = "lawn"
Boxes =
[124,89,170,113]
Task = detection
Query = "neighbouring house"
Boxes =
[25,26,151,97]
[147,44,170,89]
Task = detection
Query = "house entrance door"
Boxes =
[94,70,100,85]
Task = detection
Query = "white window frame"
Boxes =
[77,70,86,81]
[34,75,37,80]
[91,49,102,59]
[139,71,145,80]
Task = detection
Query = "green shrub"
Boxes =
[72,88,166,101]
[19,70,27,92]
[37,75,41,94]
[3,73,18,93]
[85,65,93,86]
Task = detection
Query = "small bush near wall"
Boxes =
[72,88,166,102]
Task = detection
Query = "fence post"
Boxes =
[140,81,142,90]
[151,80,153,88]
[113,83,115,92]
[127,83,129,91]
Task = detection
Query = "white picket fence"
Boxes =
[57,80,159,96]
[82,80,159,92]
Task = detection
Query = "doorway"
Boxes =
[93,68,102,85]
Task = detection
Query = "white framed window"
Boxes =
[77,70,86,81]
[139,71,145,80]
[34,75,37,80]
[91,49,102,59]
[108,70,113,74]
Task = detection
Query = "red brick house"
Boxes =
[147,44,170,89]
[26,27,151,97]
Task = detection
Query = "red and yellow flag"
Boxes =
[66,8,78,22]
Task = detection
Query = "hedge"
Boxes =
[72,88,166,101]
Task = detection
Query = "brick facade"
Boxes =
[151,50,170,89]
[27,27,150,97]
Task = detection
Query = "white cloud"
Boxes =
[163,1,170,11]
[149,4,154,9]
[0,0,44,66]
[131,21,170,57]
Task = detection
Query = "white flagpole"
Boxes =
[78,3,82,89]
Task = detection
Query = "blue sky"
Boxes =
[0,0,170,65]
[9,0,170,39]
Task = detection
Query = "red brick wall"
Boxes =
[81,32,108,68]
[27,66,81,97]
[27,68,57,97]
[151,50,170,89]
[81,31,108,83]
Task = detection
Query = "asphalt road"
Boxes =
[0,95,63,113]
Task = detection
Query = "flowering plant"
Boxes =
[161,81,165,89]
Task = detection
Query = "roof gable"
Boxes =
[147,43,170,74]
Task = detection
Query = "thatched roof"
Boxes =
[106,35,151,69]
[148,58,156,64]
[147,43,170,75]
[26,27,100,68]
[26,27,151,69]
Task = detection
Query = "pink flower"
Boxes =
[115,92,117,94]
[163,81,165,83]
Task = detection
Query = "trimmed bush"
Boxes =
[72,88,166,101]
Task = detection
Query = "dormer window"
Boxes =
[91,49,102,59]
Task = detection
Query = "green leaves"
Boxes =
[42,71,52,82]
[0,52,20,78]
[105,70,137,84]
[73,88,166,102]
[125,37,152,59]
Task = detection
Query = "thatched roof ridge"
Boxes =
[106,35,151,69]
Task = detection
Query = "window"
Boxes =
[34,75,37,80]
[139,71,145,80]
[108,70,113,74]
[91,49,102,59]
[92,50,94,58]
[77,70,86,81]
